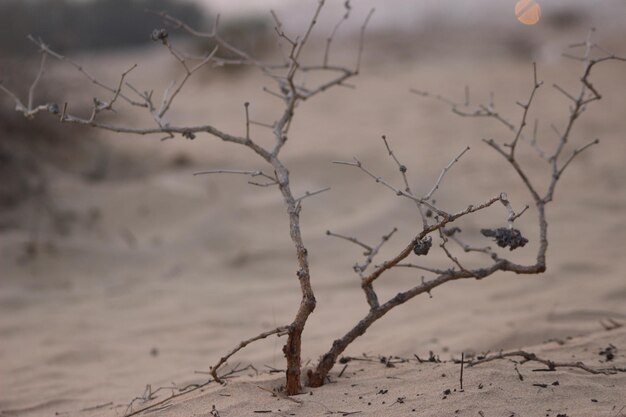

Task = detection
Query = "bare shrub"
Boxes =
[2,0,625,400]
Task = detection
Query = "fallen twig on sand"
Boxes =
[469,350,626,375]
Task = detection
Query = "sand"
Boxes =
[1,12,626,417]
[86,327,626,417]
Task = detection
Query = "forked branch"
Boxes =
[0,1,377,397]
[307,33,625,387]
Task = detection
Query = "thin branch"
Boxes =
[508,63,543,158]
[28,51,47,111]
[332,158,447,217]
[543,44,625,203]
[271,9,297,47]
[446,232,496,258]
[124,383,198,417]
[125,82,155,110]
[123,362,258,417]
[250,120,275,129]
[292,0,325,62]
[424,146,470,200]
[510,205,530,223]
[194,169,264,176]
[59,101,68,121]
[469,350,626,375]
[0,82,28,113]
[193,169,278,186]
[211,326,289,383]
[270,10,284,34]
[248,179,280,188]
[529,118,549,161]
[356,8,375,73]
[1,58,56,118]
[27,35,147,108]
[49,111,273,160]
[483,138,542,203]
[552,83,577,103]
[381,135,410,191]
[326,230,373,253]
[392,263,446,275]
[244,102,251,140]
[380,135,430,227]
[105,63,138,111]
[158,44,218,119]
[438,228,475,278]
[499,192,519,227]
[149,10,272,75]
[294,186,331,203]
[410,88,457,107]
[323,0,351,67]
[555,138,600,180]
[262,86,285,100]
[84,63,139,124]
[411,88,516,132]
[354,227,398,274]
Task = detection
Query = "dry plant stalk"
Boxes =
[468,349,626,375]
[2,0,625,398]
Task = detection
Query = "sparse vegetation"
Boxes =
[2,0,625,404]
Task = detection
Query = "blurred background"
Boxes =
[1,0,625,415]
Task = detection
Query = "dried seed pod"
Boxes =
[182,129,196,140]
[151,29,169,44]
[47,103,59,115]
[413,236,432,256]
[481,227,528,250]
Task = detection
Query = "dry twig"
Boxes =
[211,326,289,383]
[469,350,626,375]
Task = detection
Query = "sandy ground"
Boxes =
[1,15,626,417]
[83,327,626,417]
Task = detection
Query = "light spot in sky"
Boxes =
[515,0,541,25]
